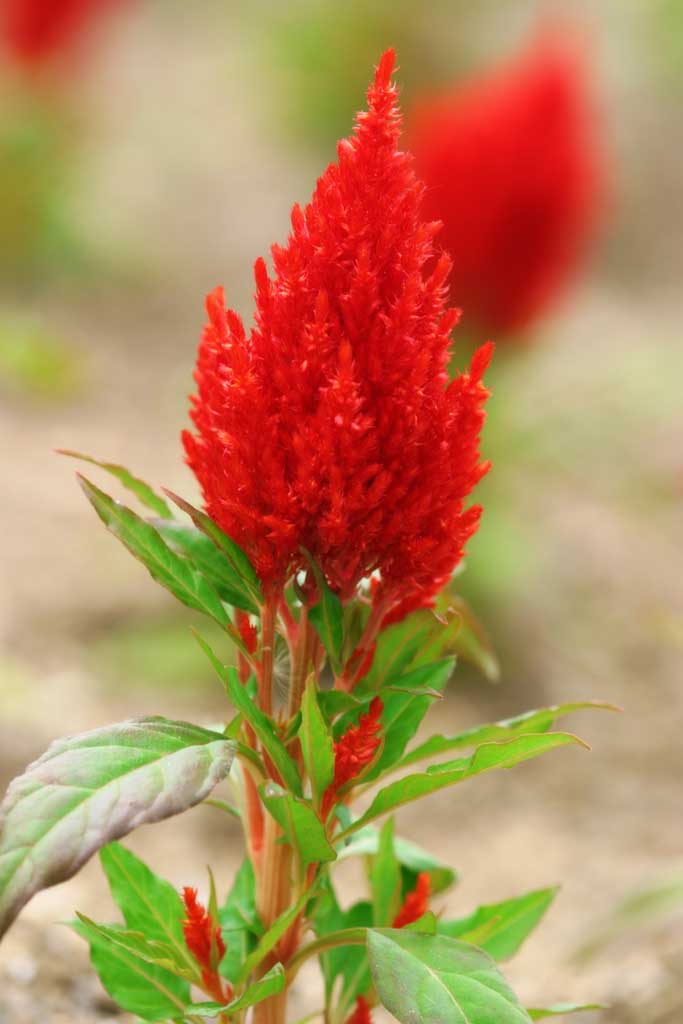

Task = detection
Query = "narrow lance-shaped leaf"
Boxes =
[58,449,173,519]
[303,549,344,671]
[156,520,260,613]
[371,818,400,926]
[77,475,232,631]
[70,916,190,1021]
[399,701,618,770]
[0,717,235,938]
[225,668,302,796]
[339,733,588,839]
[337,826,457,894]
[99,842,197,975]
[300,678,334,809]
[163,489,263,609]
[190,963,285,1017]
[528,1005,606,1020]
[440,887,558,961]
[368,929,532,1024]
[260,783,337,868]
[237,884,318,985]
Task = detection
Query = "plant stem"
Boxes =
[258,596,277,716]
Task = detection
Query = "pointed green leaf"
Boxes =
[368,929,532,1024]
[362,610,441,688]
[528,1005,606,1020]
[0,717,235,938]
[225,668,301,795]
[163,490,262,607]
[237,883,318,985]
[399,702,617,770]
[315,895,373,1009]
[219,858,262,982]
[337,826,457,895]
[300,679,334,809]
[440,887,558,960]
[340,733,587,838]
[371,818,400,927]
[260,783,337,867]
[304,551,344,671]
[435,592,500,681]
[99,843,196,975]
[190,963,285,1017]
[58,450,173,519]
[70,917,189,1021]
[156,520,260,613]
[77,475,232,630]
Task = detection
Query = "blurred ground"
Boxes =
[1,2,682,1022]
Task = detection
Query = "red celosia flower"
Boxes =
[1,0,120,69]
[392,871,431,928]
[321,696,383,817]
[183,49,491,608]
[408,31,604,339]
[346,995,373,1024]
[236,611,258,655]
[181,887,232,1004]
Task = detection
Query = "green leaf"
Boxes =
[435,592,500,681]
[99,843,195,974]
[304,551,344,671]
[371,818,400,927]
[190,963,285,1017]
[70,917,189,1021]
[157,520,260,613]
[440,887,558,960]
[300,679,334,809]
[260,783,337,868]
[361,660,454,781]
[362,610,441,688]
[0,717,235,937]
[336,826,457,895]
[368,929,532,1024]
[315,895,372,1010]
[398,702,617,770]
[219,858,262,983]
[58,450,173,519]
[340,733,587,838]
[163,490,262,608]
[225,668,301,795]
[528,1005,606,1020]
[77,475,232,630]
[237,884,317,985]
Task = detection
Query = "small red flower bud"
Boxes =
[346,995,372,1024]
[181,887,232,1004]
[236,611,258,655]
[322,697,383,817]
[392,871,431,929]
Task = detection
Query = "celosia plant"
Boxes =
[408,31,605,341]
[0,51,612,1024]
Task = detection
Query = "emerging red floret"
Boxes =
[1,0,120,68]
[184,49,492,608]
[181,887,232,1004]
[322,697,383,817]
[392,871,431,928]
[408,30,604,339]
[346,995,373,1024]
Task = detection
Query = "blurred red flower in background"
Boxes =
[408,31,605,340]
[1,0,120,69]
[184,50,492,608]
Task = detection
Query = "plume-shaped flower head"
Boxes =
[408,30,605,339]
[184,50,492,608]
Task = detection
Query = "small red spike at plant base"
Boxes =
[322,697,383,818]
[346,995,373,1024]
[408,29,605,340]
[393,871,431,928]
[1,0,122,69]
[236,611,258,655]
[181,887,232,1004]
[183,47,492,614]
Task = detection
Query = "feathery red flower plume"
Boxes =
[1,0,120,69]
[183,49,491,608]
[322,696,383,817]
[408,31,604,339]
[346,995,373,1024]
[181,887,232,1004]
[392,871,431,928]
